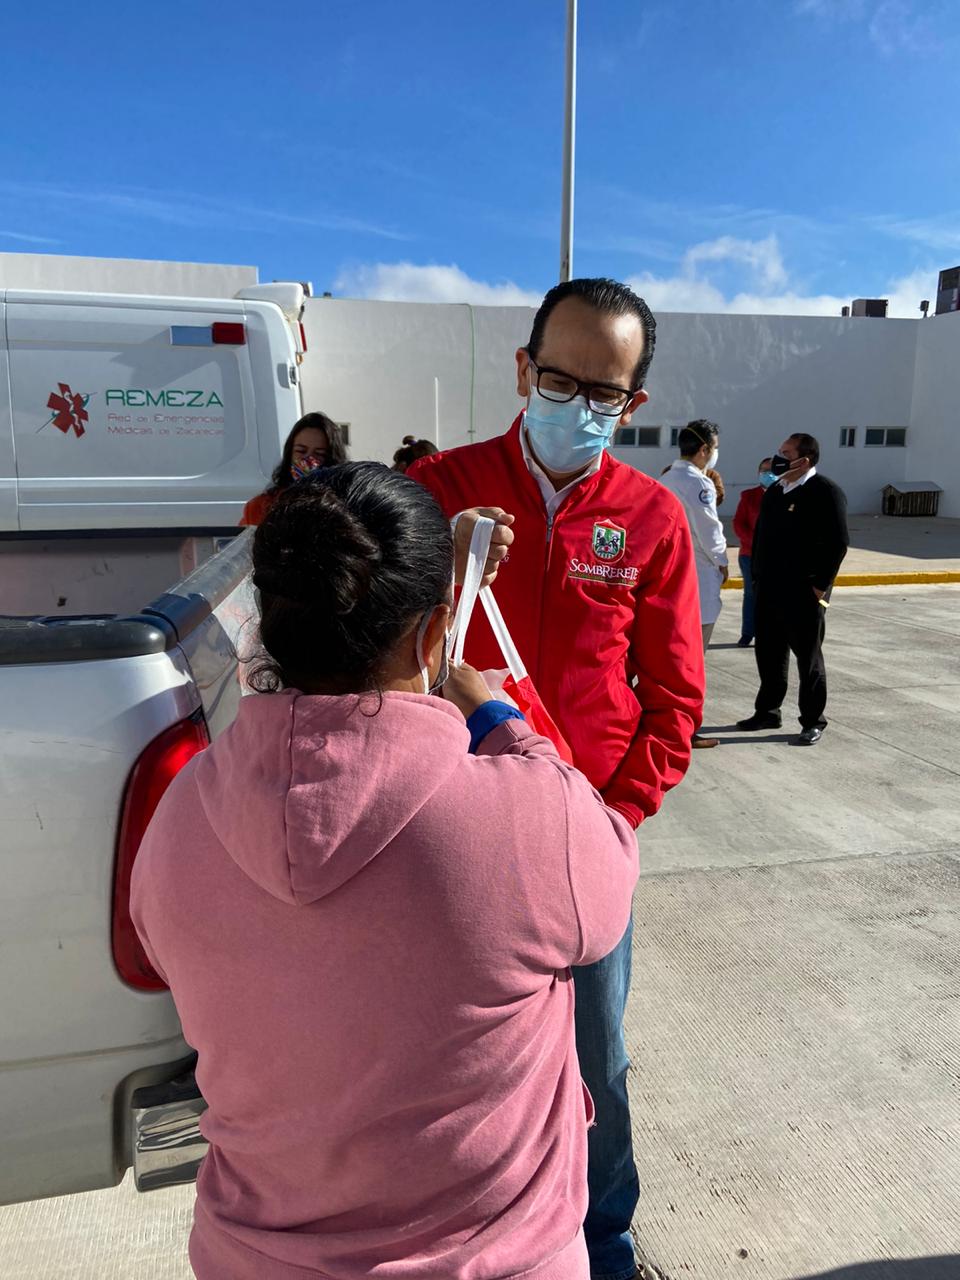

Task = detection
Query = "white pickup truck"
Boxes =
[0,283,309,1205]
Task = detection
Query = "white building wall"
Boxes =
[303,299,924,514]
[908,310,960,518]
[0,253,257,298]
[620,313,918,515]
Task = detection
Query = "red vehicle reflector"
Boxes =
[113,713,210,991]
[211,321,246,345]
[299,322,308,353]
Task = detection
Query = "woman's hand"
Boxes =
[443,663,494,718]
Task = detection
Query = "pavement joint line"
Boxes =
[722,571,960,590]
[637,844,960,881]
[829,606,960,640]
[815,712,960,779]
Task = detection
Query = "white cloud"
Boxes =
[334,262,543,306]
[335,242,935,321]
[627,234,934,318]
[795,0,954,55]
[795,0,867,19]
[870,213,960,251]
[0,229,61,246]
[683,234,787,289]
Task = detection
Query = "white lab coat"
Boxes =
[659,460,728,625]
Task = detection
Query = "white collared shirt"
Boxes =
[520,422,603,526]
[780,465,817,495]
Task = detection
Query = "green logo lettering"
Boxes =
[127,389,145,407]
[105,390,125,405]
[208,391,224,408]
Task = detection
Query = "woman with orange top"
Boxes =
[240,412,349,526]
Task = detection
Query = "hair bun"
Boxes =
[254,484,381,615]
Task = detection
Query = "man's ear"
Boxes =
[516,348,532,399]
[619,388,649,426]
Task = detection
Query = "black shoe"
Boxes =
[796,726,823,745]
[736,712,781,730]
[737,636,753,647]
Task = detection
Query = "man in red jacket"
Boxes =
[411,277,703,1280]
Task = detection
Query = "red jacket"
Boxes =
[733,485,764,558]
[411,418,704,828]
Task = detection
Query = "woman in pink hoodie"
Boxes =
[132,462,639,1280]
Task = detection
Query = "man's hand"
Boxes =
[454,508,515,587]
[719,564,729,585]
[443,663,495,718]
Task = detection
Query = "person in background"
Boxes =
[737,433,849,745]
[410,278,703,1280]
[705,467,725,506]
[239,411,349,526]
[132,462,638,1280]
[392,436,439,473]
[732,457,774,647]
[659,420,728,750]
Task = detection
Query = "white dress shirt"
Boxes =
[780,465,817,495]
[520,421,603,530]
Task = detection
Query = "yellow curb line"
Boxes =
[722,571,960,590]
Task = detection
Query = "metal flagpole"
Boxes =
[559,0,577,282]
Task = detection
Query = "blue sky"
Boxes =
[2,0,958,316]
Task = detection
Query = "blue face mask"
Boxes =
[524,388,619,475]
[759,471,777,489]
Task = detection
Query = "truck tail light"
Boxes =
[211,322,245,344]
[299,322,308,353]
[113,713,210,991]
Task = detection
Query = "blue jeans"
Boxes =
[739,553,754,640]
[573,919,639,1280]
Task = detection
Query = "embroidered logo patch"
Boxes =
[592,521,626,563]
[699,488,712,505]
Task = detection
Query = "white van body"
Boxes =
[0,288,303,532]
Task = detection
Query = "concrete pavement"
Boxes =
[1,585,958,1279]
[629,583,960,1279]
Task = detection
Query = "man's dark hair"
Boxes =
[787,432,820,466]
[270,412,350,493]
[678,419,719,458]
[250,462,452,695]
[527,278,657,389]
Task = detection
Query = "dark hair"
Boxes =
[786,433,820,466]
[706,467,725,505]
[527,278,657,390]
[269,412,350,493]
[250,463,452,695]
[392,437,438,473]
[678,418,719,458]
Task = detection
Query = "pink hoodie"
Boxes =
[132,690,638,1280]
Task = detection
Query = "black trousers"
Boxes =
[753,581,828,729]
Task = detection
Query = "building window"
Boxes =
[618,426,661,448]
[338,422,351,445]
[670,426,681,447]
[839,427,856,448]
[865,427,907,447]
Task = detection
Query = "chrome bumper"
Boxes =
[131,1068,208,1192]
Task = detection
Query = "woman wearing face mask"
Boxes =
[239,411,349,526]
[132,462,638,1280]
[732,457,775,647]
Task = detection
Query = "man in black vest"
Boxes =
[737,433,849,745]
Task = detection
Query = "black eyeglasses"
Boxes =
[527,357,636,417]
